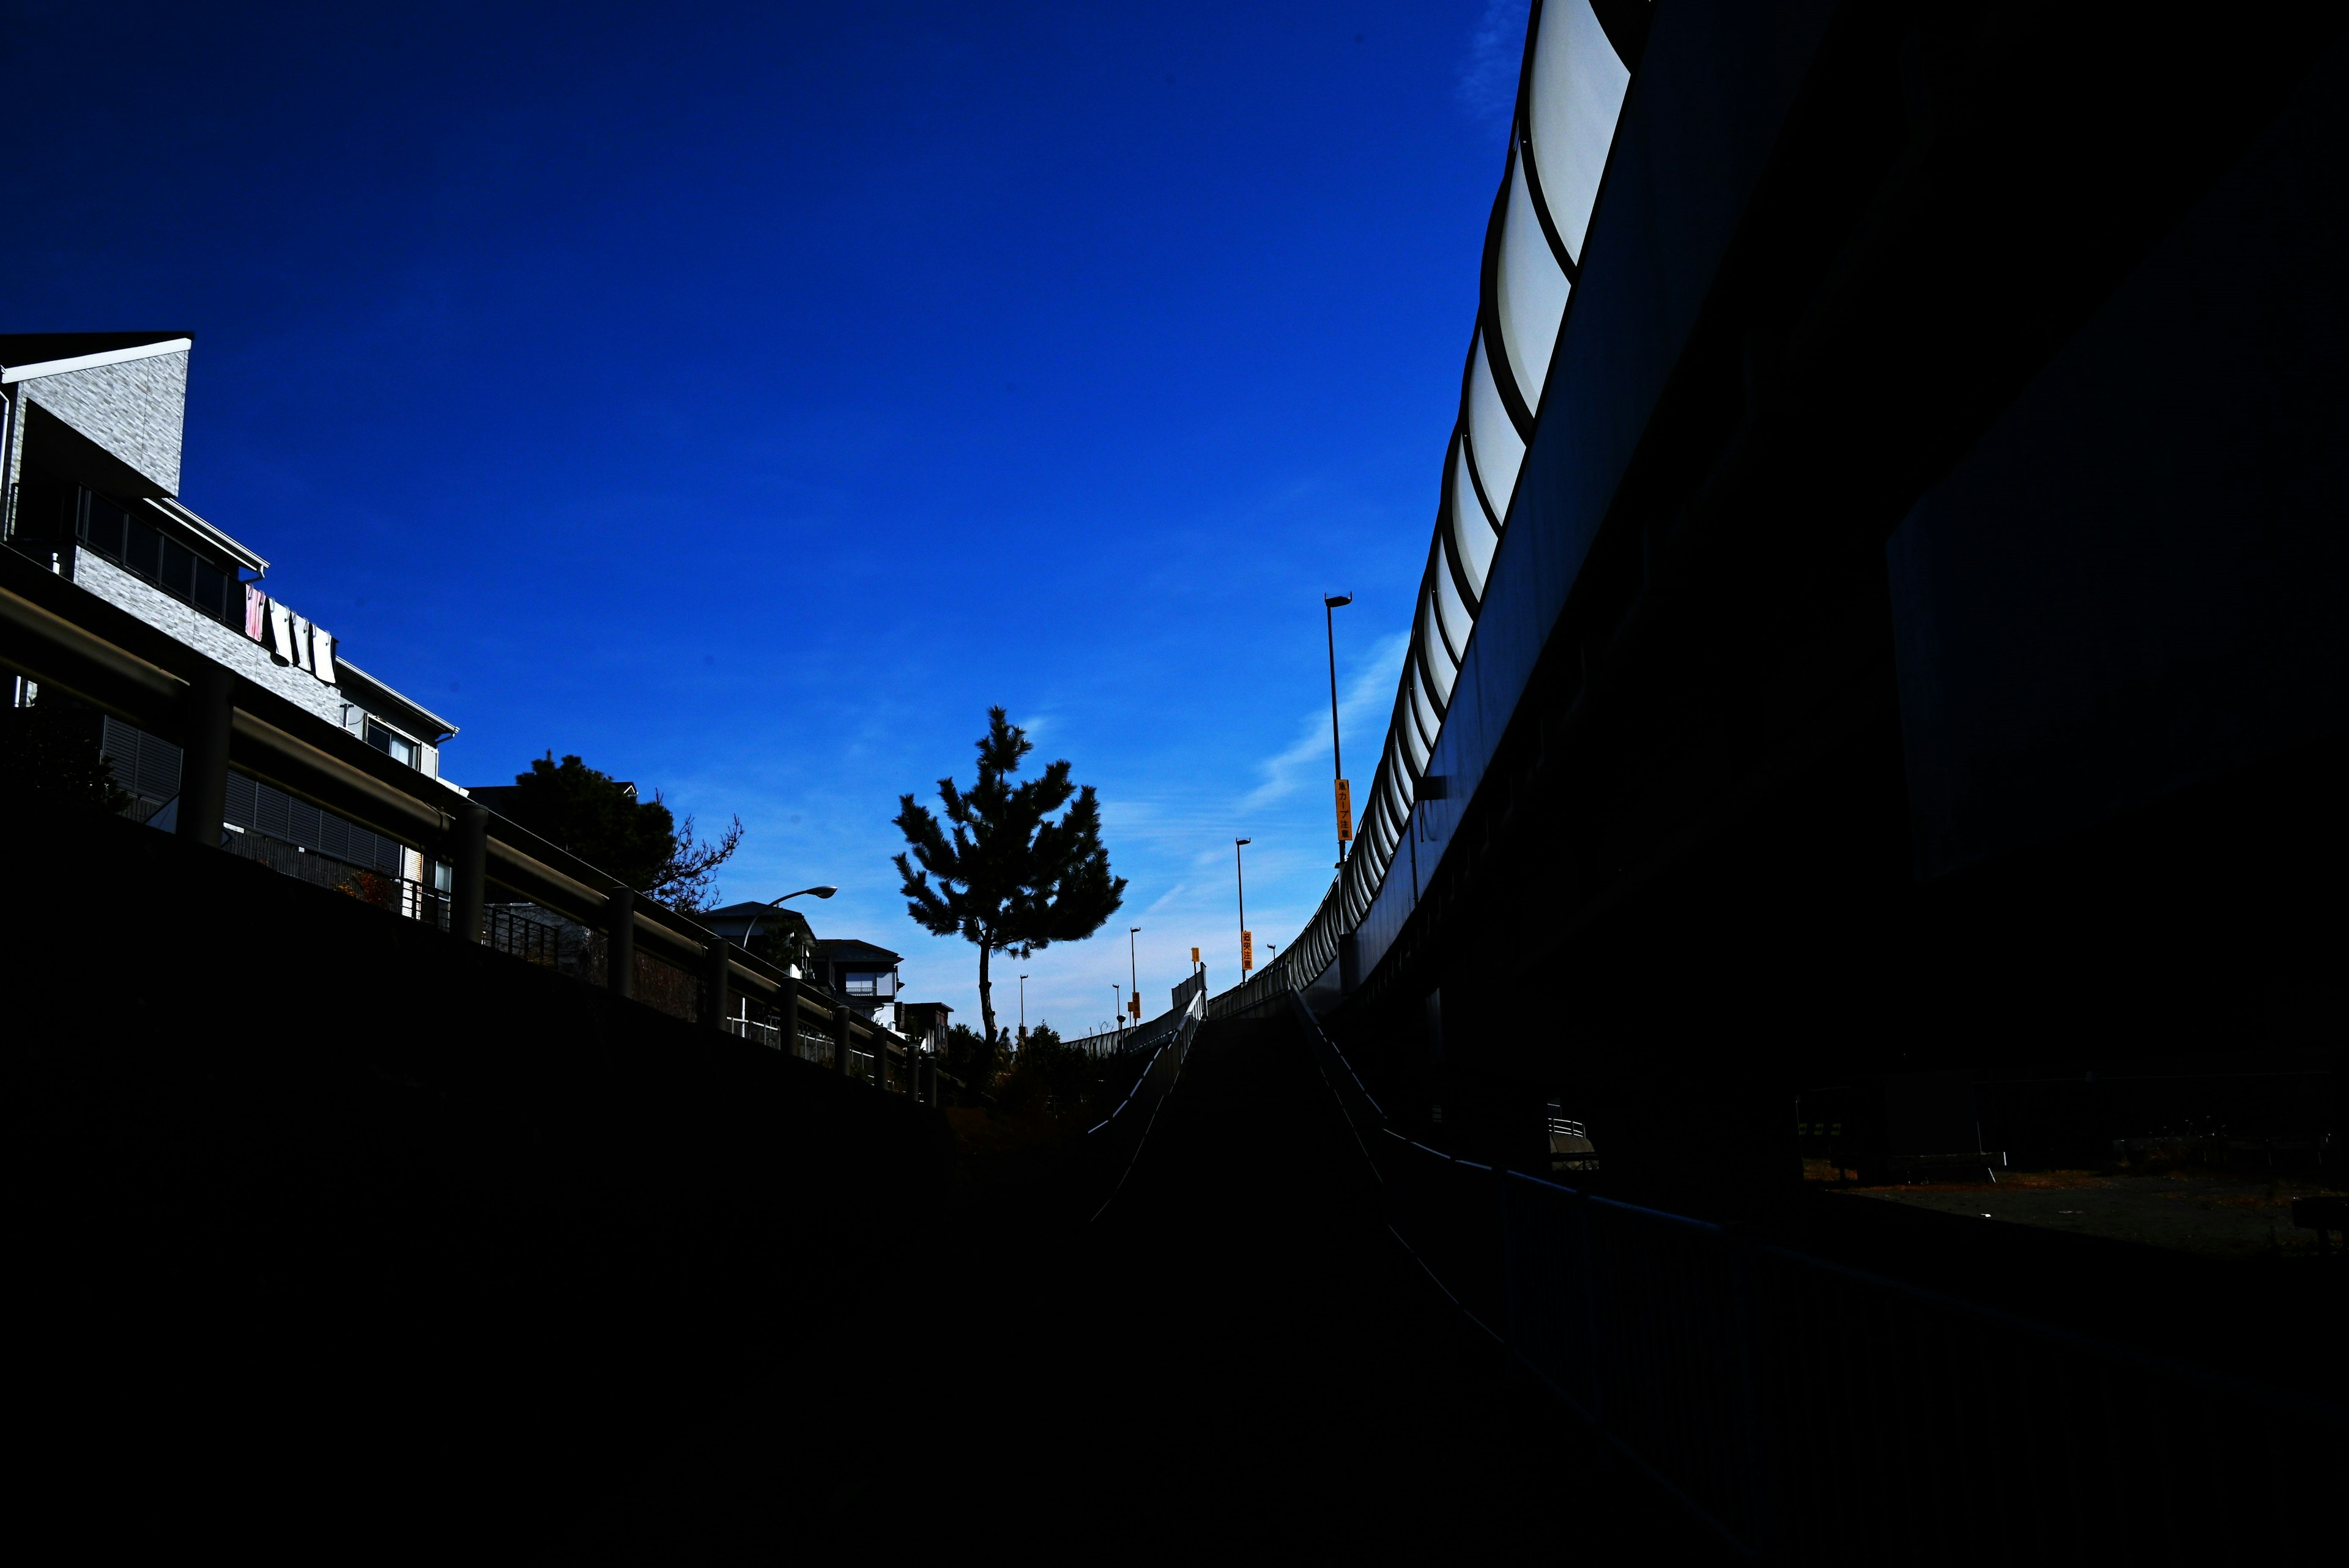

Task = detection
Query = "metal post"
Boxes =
[606,887,636,1000]
[832,1005,853,1079]
[704,940,730,1033]
[176,664,233,849]
[1725,1224,1779,1554]
[1235,837,1251,974]
[452,801,488,944]
[1324,593,1352,866]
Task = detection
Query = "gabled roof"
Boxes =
[812,937,900,966]
[703,903,815,942]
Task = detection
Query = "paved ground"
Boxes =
[592,1018,1727,1558]
[1843,1169,2345,1260]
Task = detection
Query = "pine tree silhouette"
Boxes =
[893,707,1126,1057]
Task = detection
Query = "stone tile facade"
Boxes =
[20,350,188,495]
[73,545,351,730]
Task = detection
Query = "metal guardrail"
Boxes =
[1066,1004,1188,1062]
[1288,995,2347,1558]
[1079,992,1202,1222]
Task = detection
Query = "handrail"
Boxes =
[1285,993,2348,1556]
[0,543,904,1056]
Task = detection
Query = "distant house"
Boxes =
[462,779,626,818]
[700,908,903,1029]
[811,938,901,1025]
[892,1000,951,1059]
[702,901,817,974]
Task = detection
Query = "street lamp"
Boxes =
[1235,837,1252,974]
[755,885,837,975]
[1129,926,1140,1027]
[1324,593,1353,868]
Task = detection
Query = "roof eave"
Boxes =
[332,656,460,741]
[1,335,195,384]
[147,497,269,575]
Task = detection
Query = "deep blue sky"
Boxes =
[6,0,1527,1035]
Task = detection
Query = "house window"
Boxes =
[365,718,420,769]
[66,485,241,626]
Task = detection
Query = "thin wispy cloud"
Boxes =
[1242,631,1410,811]
[1457,0,1532,125]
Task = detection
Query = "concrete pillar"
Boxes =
[176,665,233,849]
[452,801,488,943]
[704,940,730,1033]
[832,1005,853,1079]
[605,887,636,1000]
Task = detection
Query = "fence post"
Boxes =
[832,1005,852,1078]
[1497,1163,1518,1372]
[176,665,232,849]
[1576,1188,1603,1426]
[452,801,488,944]
[704,940,730,1033]
[1724,1225,1779,1557]
[605,888,635,1000]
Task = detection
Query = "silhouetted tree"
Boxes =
[499,752,742,911]
[893,707,1125,1049]
[0,693,133,816]
[943,1021,996,1104]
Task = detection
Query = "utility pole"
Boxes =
[1324,593,1353,868]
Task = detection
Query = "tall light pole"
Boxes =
[1324,593,1353,868]
[1235,837,1252,974]
[1129,926,1140,1026]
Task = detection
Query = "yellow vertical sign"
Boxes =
[1241,930,1253,971]
[1335,778,1353,841]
